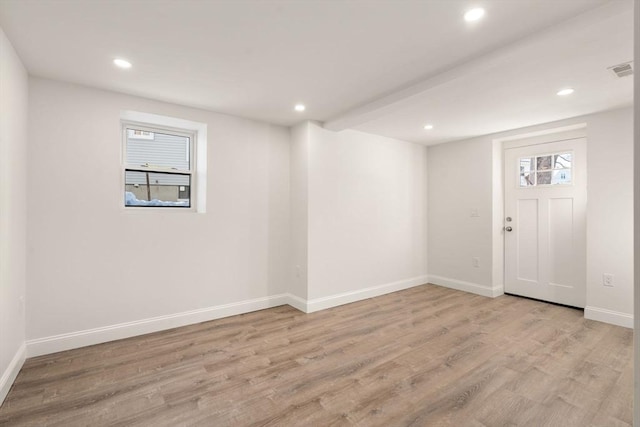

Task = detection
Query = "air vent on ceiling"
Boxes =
[608,61,633,78]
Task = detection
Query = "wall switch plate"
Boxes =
[472,257,480,268]
[603,273,614,287]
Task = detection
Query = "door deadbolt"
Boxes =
[506,217,512,222]
[505,226,513,232]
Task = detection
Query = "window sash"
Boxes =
[122,121,197,209]
[122,122,195,172]
[125,165,193,175]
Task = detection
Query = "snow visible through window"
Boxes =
[125,191,189,207]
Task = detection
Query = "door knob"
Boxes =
[505,226,513,232]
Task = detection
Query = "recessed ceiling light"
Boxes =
[464,8,485,22]
[113,58,132,69]
[294,104,306,112]
[424,124,434,130]
[556,88,575,96]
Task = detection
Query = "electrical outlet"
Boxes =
[472,257,480,268]
[470,208,479,217]
[603,273,614,287]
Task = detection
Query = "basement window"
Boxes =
[123,122,195,208]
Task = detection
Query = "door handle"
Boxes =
[505,226,513,232]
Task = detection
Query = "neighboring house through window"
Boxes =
[123,122,195,208]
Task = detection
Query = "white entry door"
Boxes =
[504,138,586,308]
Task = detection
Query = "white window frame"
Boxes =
[122,120,197,211]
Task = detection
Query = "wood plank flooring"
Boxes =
[0,284,633,426]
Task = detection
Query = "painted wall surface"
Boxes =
[584,108,633,318]
[0,27,28,402]
[289,122,310,300]
[307,123,429,300]
[428,107,634,322]
[427,138,494,291]
[27,78,291,341]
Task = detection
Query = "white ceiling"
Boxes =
[0,0,632,144]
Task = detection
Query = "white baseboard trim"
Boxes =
[428,275,503,298]
[0,342,26,406]
[584,306,633,329]
[304,275,429,313]
[25,277,431,358]
[285,293,308,312]
[26,294,290,357]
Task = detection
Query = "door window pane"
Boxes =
[553,153,572,169]
[520,157,534,173]
[536,171,552,185]
[519,151,573,187]
[520,173,535,187]
[536,155,552,170]
[551,169,571,185]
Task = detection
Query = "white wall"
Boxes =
[584,108,633,323]
[26,78,291,355]
[427,137,495,296]
[305,123,429,309]
[428,107,634,326]
[289,122,310,302]
[0,28,28,404]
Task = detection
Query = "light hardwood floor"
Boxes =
[0,285,633,426]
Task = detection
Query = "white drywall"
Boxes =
[584,108,633,323]
[428,108,634,326]
[289,122,310,302]
[26,78,291,349]
[427,138,494,293]
[306,123,429,303]
[0,27,28,404]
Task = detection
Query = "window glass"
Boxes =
[125,128,190,171]
[536,171,552,185]
[124,171,190,207]
[123,124,194,208]
[536,155,552,171]
[519,152,572,187]
[553,153,572,169]
[551,169,571,185]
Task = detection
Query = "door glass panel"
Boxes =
[520,173,535,187]
[536,156,552,170]
[551,169,571,185]
[519,151,573,187]
[553,153,572,169]
[520,157,535,173]
[536,171,552,185]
